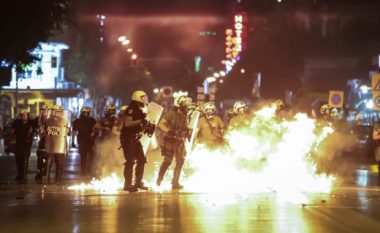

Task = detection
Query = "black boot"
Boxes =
[20,157,29,184]
[123,161,137,192]
[135,162,149,190]
[156,161,170,186]
[134,182,149,190]
[171,162,184,190]
[43,155,53,185]
[123,184,138,192]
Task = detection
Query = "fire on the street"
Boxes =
[68,173,123,194]
[69,103,336,203]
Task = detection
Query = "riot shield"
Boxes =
[45,109,71,154]
[185,110,200,154]
[140,102,164,155]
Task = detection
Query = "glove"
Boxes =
[144,122,156,137]
[141,118,149,128]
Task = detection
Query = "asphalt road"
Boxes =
[1,149,380,233]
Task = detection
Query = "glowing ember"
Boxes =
[68,173,123,194]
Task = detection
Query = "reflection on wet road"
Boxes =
[1,151,380,232]
[1,185,380,233]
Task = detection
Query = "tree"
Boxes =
[0,0,68,85]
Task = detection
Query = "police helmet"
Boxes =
[120,105,128,112]
[330,108,339,118]
[203,102,216,115]
[118,105,128,116]
[80,107,91,117]
[275,99,284,109]
[18,108,29,117]
[233,101,247,114]
[105,104,116,116]
[52,105,62,110]
[132,90,148,104]
[174,95,190,108]
[81,107,90,113]
[320,104,330,115]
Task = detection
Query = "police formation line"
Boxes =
[11,93,324,192]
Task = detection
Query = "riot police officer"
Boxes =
[72,107,97,176]
[44,105,70,184]
[120,90,154,192]
[94,104,117,139]
[320,104,332,122]
[156,95,191,190]
[34,105,49,183]
[11,109,33,184]
[228,100,249,129]
[224,107,236,126]
[197,102,224,148]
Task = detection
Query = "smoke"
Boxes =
[312,128,358,180]
[92,134,124,178]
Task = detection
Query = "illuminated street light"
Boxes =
[131,53,138,60]
[118,36,127,42]
[219,71,226,77]
[240,68,245,74]
[121,40,130,46]
[153,88,159,94]
[213,72,220,78]
[206,77,216,83]
[127,48,133,53]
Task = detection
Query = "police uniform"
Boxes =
[157,108,190,189]
[44,111,69,184]
[11,118,33,183]
[31,115,47,182]
[72,115,96,176]
[197,114,224,147]
[120,101,148,192]
[97,116,116,139]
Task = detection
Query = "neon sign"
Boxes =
[223,12,247,73]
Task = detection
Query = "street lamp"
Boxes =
[206,77,216,83]
[121,40,130,46]
[118,36,127,42]
[213,72,220,78]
